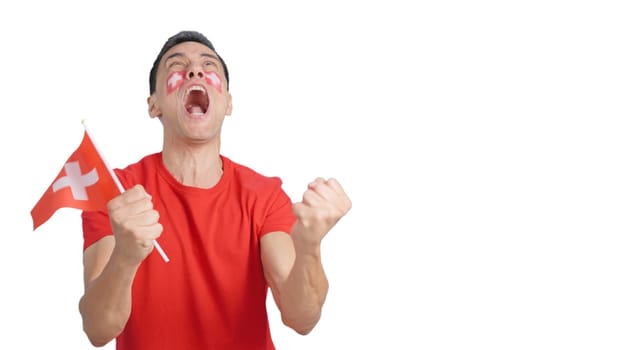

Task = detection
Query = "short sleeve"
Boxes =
[82,209,112,251]
[258,181,296,238]
[81,167,132,250]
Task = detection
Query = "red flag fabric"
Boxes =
[31,131,120,230]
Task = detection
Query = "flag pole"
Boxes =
[81,120,170,263]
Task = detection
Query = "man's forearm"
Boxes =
[79,254,137,347]
[278,244,328,335]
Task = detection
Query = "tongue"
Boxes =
[189,106,204,114]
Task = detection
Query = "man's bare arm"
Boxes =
[79,185,162,346]
[79,237,136,346]
[261,178,351,334]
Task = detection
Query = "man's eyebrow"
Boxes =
[163,52,220,65]
[200,53,220,63]
[164,52,185,65]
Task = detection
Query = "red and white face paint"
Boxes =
[166,71,223,95]
[166,71,185,95]
[203,71,222,93]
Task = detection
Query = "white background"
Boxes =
[1,0,621,349]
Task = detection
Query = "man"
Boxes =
[78,31,351,349]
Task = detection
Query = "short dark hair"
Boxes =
[149,30,230,94]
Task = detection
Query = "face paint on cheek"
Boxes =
[204,71,223,93]
[166,71,186,95]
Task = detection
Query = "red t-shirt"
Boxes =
[82,153,296,350]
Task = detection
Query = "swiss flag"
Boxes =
[31,131,120,230]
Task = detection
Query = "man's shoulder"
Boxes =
[123,152,160,171]
[224,156,284,191]
[113,152,161,184]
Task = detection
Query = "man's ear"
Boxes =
[225,92,233,116]
[148,95,162,118]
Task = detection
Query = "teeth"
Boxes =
[187,85,206,94]
[184,85,207,100]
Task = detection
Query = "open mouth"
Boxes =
[184,85,209,116]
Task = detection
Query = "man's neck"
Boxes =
[161,142,223,189]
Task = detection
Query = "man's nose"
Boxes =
[186,69,204,79]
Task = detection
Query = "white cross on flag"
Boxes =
[31,131,120,230]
